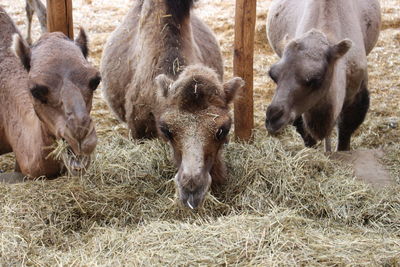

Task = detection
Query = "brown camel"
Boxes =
[101,0,244,209]
[265,0,381,151]
[0,7,100,181]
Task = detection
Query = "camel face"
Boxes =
[13,30,99,173]
[155,66,244,208]
[158,108,231,209]
[266,31,352,134]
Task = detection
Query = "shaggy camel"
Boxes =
[0,7,100,180]
[101,0,244,209]
[265,0,381,151]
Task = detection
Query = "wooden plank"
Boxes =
[233,0,256,142]
[46,0,73,38]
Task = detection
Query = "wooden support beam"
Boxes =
[233,0,256,142]
[46,0,73,38]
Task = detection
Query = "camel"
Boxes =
[265,0,381,151]
[0,6,99,181]
[101,0,244,209]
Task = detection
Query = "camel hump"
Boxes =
[165,0,194,23]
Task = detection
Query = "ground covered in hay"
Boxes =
[0,0,399,265]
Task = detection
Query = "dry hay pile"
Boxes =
[1,130,400,265]
[0,0,399,265]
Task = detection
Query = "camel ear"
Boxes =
[155,74,173,99]
[330,39,352,60]
[223,77,245,104]
[11,34,31,71]
[75,28,88,58]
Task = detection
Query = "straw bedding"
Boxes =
[0,0,399,265]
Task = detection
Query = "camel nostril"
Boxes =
[67,114,92,140]
[266,105,284,124]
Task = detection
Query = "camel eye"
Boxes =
[160,124,173,140]
[89,76,101,90]
[216,125,230,141]
[304,76,322,88]
[30,85,49,104]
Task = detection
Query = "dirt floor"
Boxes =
[0,0,399,265]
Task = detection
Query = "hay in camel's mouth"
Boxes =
[62,148,91,175]
[49,139,92,176]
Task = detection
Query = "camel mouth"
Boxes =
[61,146,91,176]
[265,112,295,135]
[265,119,287,134]
[175,173,211,209]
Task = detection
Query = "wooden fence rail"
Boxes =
[46,0,73,38]
[233,0,256,142]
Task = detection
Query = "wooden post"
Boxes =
[233,0,256,142]
[46,0,73,38]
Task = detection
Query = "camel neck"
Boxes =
[296,0,347,40]
[137,3,195,79]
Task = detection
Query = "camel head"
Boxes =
[155,65,244,209]
[12,29,99,174]
[265,30,352,135]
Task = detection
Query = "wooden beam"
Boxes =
[233,0,256,142]
[46,0,73,38]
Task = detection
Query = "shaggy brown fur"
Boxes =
[0,7,99,179]
[101,0,244,208]
[265,0,381,151]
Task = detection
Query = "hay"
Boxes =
[4,211,400,266]
[0,0,399,265]
[1,130,400,265]
[46,139,91,176]
[383,143,400,184]
[46,139,69,161]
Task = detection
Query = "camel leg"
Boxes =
[338,80,370,151]
[292,116,317,147]
[32,0,47,33]
[25,0,34,44]
[324,136,332,152]
[127,112,158,139]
